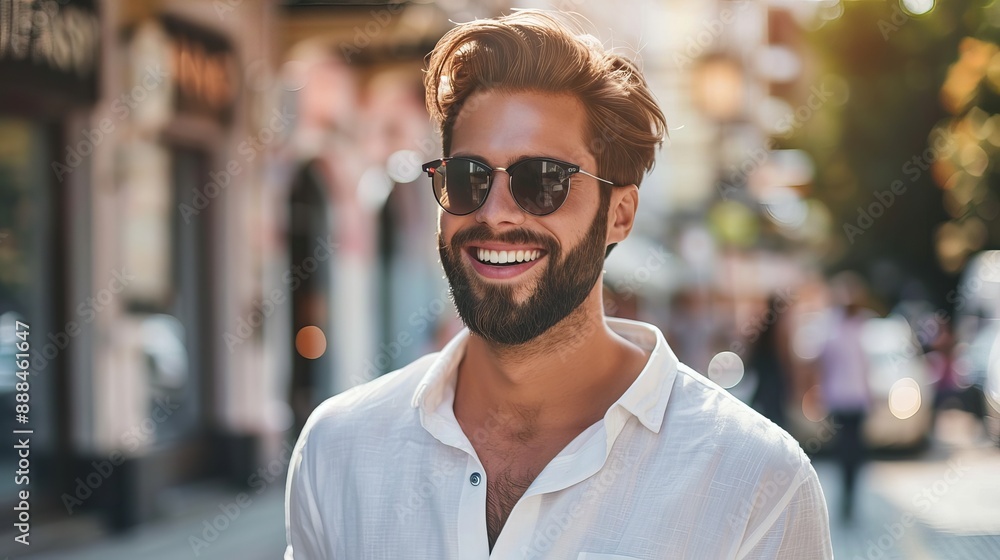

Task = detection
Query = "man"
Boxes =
[286,10,833,559]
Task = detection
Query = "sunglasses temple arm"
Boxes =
[577,170,615,185]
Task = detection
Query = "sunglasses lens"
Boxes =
[432,159,491,215]
[510,159,571,215]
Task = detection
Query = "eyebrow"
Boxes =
[449,153,571,168]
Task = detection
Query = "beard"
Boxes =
[438,201,609,346]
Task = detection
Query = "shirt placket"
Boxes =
[489,419,621,558]
[457,455,490,560]
[420,402,492,560]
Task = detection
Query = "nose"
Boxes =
[475,170,526,228]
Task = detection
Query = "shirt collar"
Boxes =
[411,318,679,436]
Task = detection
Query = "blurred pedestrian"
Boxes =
[818,271,873,523]
[927,322,962,412]
[748,293,793,429]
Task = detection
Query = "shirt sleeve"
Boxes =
[284,434,329,560]
[735,462,834,560]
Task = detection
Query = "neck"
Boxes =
[454,286,649,437]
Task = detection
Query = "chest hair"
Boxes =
[485,464,536,552]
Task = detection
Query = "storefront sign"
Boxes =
[0,0,100,102]
[162,15,236,121]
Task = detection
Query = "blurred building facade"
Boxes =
[0,0,103,537]
[0,0,283,546]
[273,2,451,421]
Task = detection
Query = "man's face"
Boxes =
[438,90,610,345]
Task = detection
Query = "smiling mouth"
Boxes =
[472,247,544,266]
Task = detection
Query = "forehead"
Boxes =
[450,90,592,165]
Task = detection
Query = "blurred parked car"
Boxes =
[979,324,1000,446]
[953,250,1000,446]
[859,315,935,451]
[964,319,1000,446]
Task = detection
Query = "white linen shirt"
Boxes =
[285,318,833,559]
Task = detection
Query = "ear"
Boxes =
[606,184,639,246]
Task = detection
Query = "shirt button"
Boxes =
[470,472,482,486]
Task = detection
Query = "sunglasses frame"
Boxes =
[421,156,616,216]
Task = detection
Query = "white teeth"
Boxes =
[476,248,542,264]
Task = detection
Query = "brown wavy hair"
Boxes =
[423,10,667,188]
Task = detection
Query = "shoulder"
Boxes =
[661,363,829,547]
[666,362,813,479]
[296,353,437,457]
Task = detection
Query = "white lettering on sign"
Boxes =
[0,0,100,77]
[172,35,234,112]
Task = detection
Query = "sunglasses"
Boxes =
[421,156,615,216]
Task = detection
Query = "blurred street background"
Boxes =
[0,0,999,558]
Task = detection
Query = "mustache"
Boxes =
[447,224,557,253]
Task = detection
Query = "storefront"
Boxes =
[0,0,102,526]
[94,11,244,528]
[0,1,281,553]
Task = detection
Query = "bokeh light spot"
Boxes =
[296,326,327,359]
[901,0,934,16]
[708,351,745,389]
[888,377,922,420]
[387,149,423,184]
[802,384,828,423]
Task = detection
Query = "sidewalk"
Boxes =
[10,480,285,560]
[818,410,1000,560]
